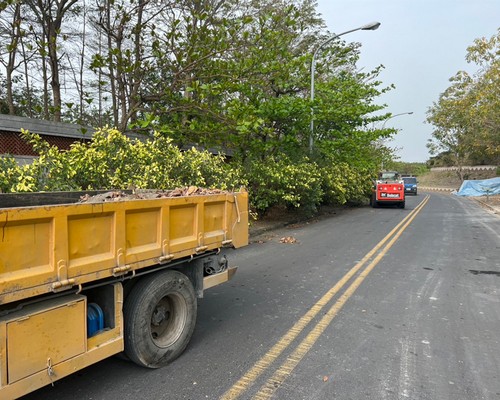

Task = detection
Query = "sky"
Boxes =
[315,0,500,162]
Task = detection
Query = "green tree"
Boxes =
[0,0,399,215]
[426,71,472,180]
[464,30,500,164]
[137,0,320,157]
[25,0,79,121]
[427,29,500,173]
[0,1,22,115]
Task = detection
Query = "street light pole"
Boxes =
[309,21,381,154]
[379,111,413,171]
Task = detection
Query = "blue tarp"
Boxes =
[455,177,500,197]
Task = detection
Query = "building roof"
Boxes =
[0,114,94,139]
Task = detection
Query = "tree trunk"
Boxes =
[128,0,147,126]
[5,3,21,115]
[106,1,119,127]
[27,0,78,122]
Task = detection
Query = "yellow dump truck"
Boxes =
[0,189,248,399]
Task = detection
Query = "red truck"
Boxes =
[370,171,405,208]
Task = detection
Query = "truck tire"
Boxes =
[371,193,378,208]
[124,269,197,368]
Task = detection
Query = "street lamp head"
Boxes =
[389,111,413,118]
[381,111,413,129]
[361,22,381,31]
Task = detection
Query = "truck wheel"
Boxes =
[124,270,197,368]
[371,194,378,208]
[399,201,405,209]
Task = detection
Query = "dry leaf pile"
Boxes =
[279,236,298,244]
[79,186,229,203]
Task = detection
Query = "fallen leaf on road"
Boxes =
[280,236,298,244]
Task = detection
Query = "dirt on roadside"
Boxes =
[418,170,499,212]
[471,194,500,210]
[417,169,497,189]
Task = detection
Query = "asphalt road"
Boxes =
[22,192,500,400]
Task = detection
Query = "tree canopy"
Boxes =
[427,28,500,169]
[1,0,392,154]
[0,0,400,214]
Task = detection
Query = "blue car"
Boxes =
[402,177,418,195]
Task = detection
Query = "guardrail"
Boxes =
[419,186,456,192]
[430,166,497,172]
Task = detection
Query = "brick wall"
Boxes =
[0,130,89,156]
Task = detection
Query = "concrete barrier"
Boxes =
[420,186,456,192]
[430,166,497,172]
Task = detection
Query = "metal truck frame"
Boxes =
[0,190,248,399]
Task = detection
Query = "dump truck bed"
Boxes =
[0,190,248,305]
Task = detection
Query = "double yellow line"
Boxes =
[221,195,430,400]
